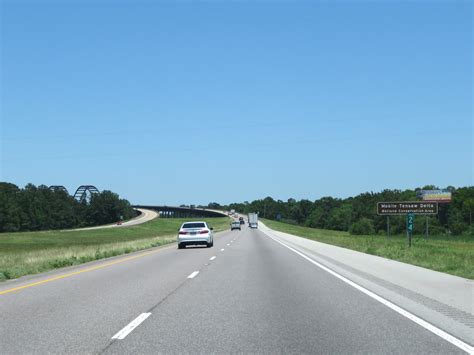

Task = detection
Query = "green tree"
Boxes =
[0,183,22,232]
[464,199,474,225]
[350,218,375,235]
[87,190,136,225]
[327,204,352,231]
[0,183,137,232]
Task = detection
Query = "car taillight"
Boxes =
[179,231,188,235]
[200,229,209,234]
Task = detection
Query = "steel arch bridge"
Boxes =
[48,185,69,194]
[73,185,100,202]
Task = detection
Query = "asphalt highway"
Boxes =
[0,226,467,354]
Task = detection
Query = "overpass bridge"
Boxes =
[133,205,227,218]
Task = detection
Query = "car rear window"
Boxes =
[182,223,206,229]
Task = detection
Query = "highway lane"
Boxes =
[106,227,462,354]
[0,228,239,353]
[0,226,466,353]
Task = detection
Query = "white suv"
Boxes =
[177,221,214,249]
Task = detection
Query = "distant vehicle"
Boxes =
[230,221,241,231]
[230,209,236,215]
[239,217,245,225]
[248,213,258,228]
[177,221,214,249]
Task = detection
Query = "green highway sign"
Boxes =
[407,213,415,232]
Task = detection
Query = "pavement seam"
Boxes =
[99,246,218,354]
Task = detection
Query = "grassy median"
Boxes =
[0,217,231,281]
[262,219,474,280]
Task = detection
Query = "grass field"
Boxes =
[262,219,474,280]
[0,217,231,281]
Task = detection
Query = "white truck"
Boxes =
[248,213,258,229]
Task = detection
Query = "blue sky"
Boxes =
[1,0,472,205]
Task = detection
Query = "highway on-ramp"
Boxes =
[0,225,471,354]
[66,208,159,231]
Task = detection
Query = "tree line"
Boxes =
[0,182,137,232]
[209,186,474,236]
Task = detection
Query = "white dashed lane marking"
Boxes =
[187,271,199,279]
[112,313,151,340]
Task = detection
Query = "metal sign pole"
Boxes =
[377,202,438,246]
[387,216,390,238]
[407,213,414,247]
[406,228,410,247]
[425,215,429,239]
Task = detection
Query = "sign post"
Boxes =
[386,216,390,238]
[425,216,429,239]
[418,189,451,240]
[407,213,414,247]
[377,202,438,247]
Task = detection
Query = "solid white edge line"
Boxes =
[112,313,151,340]
[187,271,199,279]
[209,256,216,261]
[263,232,474,354]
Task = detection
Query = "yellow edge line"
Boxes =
[0,244,175,296]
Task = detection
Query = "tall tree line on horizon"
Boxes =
[214,186,474,236]
[0,182,137,232]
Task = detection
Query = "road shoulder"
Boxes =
[260,221,474,347]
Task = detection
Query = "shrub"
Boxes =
[350,218,375,235]
[462,225,474,237]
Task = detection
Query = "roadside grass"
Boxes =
[261,219,474,280]
[0,217,230,281]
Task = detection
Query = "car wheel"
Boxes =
[178,243,184,249]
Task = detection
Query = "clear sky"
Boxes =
[1,0,472,205]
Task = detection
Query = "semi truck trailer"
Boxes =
[248,213,258,229]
